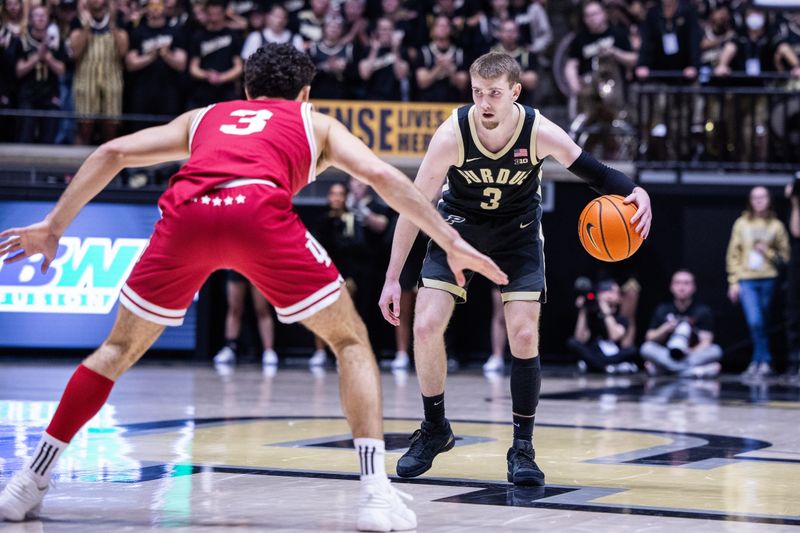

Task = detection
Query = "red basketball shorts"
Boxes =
[120,180,342,325]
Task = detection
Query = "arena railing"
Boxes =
[634,70,799,174]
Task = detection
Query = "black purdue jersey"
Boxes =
[443,103,543,219]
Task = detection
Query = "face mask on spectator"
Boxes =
[746,13,765,31]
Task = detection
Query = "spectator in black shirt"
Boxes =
[308,181,366,367]
[188,0,242,107]
[565,1,635,158]
[340,0,369,48]
[0,0,23,142]
[641,269,722,378]
[567,279,638,374]
[308,16,354,99]
[126,0,186,121]
[491,19,538,106]
[13,5,66,143]
[715,6,791,161]
[357,17,410,101]
[416,15,468,103]
[636,0,701,81]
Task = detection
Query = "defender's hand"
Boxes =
[624,186,652,239]
[445,237,508,287]
[0,220,61,273]
[379,278,402,326]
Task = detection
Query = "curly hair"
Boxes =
[245,43,316,100]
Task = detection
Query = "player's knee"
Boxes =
[413,314,446,342]
[328,320,369,356]
[510,327,537,350]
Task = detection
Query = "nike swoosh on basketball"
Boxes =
[519,220,534,229]
[586,223,600,250]
[465,157,482,163]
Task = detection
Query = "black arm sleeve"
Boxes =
[567,151,636,196]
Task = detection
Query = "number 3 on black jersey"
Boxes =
[480,187,502,210]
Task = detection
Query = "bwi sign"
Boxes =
[0,237,148,315]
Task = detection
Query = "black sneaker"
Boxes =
[507,439,545,486]
[396,420,455,478]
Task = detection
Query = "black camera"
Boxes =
[574,276,598,313]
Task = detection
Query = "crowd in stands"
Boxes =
[2,0,800,147]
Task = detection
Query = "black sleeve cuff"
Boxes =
[567,151,636,196]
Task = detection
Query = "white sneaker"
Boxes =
[390,352,409,370]
[756,362,773,377]
[262,349,278,366]
[356,480,417,532]
[741,361,758,378]
[0,470,49,522]
[309,349,327,367]
[482,355,504,372]
[213,346,236,364]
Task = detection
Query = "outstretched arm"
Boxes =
[536,114,652,238]
[0,110,198,271]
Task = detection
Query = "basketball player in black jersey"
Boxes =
[379,52,652,485]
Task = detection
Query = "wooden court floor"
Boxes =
[0,361,798,532]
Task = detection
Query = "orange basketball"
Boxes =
[578,194,643,262]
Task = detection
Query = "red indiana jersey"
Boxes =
[168,99,317,204]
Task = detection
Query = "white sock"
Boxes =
[26,433,67,488]
[395,351,408,360]
[354,438,386,482]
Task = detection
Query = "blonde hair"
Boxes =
[469,51,521,86]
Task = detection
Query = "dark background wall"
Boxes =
[207,181,796,372]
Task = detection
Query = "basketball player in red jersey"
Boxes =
[0,43,507,531]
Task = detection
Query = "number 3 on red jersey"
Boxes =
[219,109,274,136]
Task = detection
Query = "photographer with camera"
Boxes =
[567,278,638,373]
[641,269,722,378]
[784,175,800,379]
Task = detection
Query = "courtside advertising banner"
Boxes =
[0,201,197,349]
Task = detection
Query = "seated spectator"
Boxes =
[125,0,186,122]
[416,15,467,103]
[69,0,129,145]
[641,270,723,378]
[565,1,635,158]
[241,4,303,61]
[491,19,538,106]
[308,16,354,99]
[294,0,330,46]
[567,279,638,374]
[188,0,242,108]
[12,5,66,143]
[356,17,410,101]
